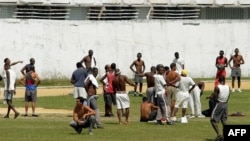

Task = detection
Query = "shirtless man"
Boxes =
[84,67,103,128]
[166,63,180,118]
[228,48,245,92]
[80,49,96,73]
[140,97,158,122]
[138,66,156,103]
[69,97,96,135]
[112,68,135,124]
[19,66,41,117]
[130,52,145,97]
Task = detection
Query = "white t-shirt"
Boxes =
[173,57,185,74]
[179,76,195,93]
[217,84,230,103]
[4,69,16,90]
[154,74,166,95]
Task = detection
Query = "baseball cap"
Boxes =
[181,69,188,76]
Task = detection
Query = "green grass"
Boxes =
[0,90,250,141]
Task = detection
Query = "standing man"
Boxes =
[154,64,173,125]
[19,66,41,117]
[21,58,35,75]
[84,67,104,129]
[100,63,116,117]
[188,81,205,118]
[71,62,88,100]
[171,69,195,123]
[228,48,245,92]
[112,68,135,125]
[130,52,145,97]
[138,66,156,103]
[166,63,180,118]
[2,58,22,104]
[3,62,20,118]
[210,76,230,141]
[215,50,228,86]
[69,97,96,135]
[172,52,185,74]
[101,64,111,116]
[80,49,96,73]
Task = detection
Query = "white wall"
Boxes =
[0,19,249,79]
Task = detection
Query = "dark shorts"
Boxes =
[134,74,143,83]
[104,93,116,105]
[211,102,228,123]
[231,67,241,77]
[25,90,37,102]
[140,110,157,122]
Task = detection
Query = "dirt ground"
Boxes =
[0,81,249,115]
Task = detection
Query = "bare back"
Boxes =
[113,74,134,92]
[145,72,155,87]
[140,102,157,119]
[166,70,179,86]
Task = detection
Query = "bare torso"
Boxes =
[133,60,145,74]
[232,55,243,68]
[82,56,92,70]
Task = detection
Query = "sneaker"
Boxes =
[166,121,175,125]
[133,92,137,97]
[156,120,163,125]
[139,93,143,97]
[214,135,223,141]
[75,128,82,134]
[181,116,188,123]
[4,115,9,118]
[197,114,205,118]
[32,114,39,117]
[88,132,93,135]
[14,112,20,119]
[238,88,241,92]
[148,120,157,123]
[187,114,195,119]
[232,88,235,92]
[170,116,177,122]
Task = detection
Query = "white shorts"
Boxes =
[73,87,87,99]
[116,92,130,109]
[175,91,190,109]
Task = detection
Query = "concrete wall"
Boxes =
[0,19,249,79]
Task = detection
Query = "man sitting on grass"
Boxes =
[140,97,158,122]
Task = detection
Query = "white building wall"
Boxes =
[0,19,249,79]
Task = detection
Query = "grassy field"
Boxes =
[0,89,250,141]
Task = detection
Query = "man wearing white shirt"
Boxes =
[171,69,195,123]
[172,52,185,74]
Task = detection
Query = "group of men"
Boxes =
[1,57,41,118]
[70,50,136,135]
[204,48,245,141]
